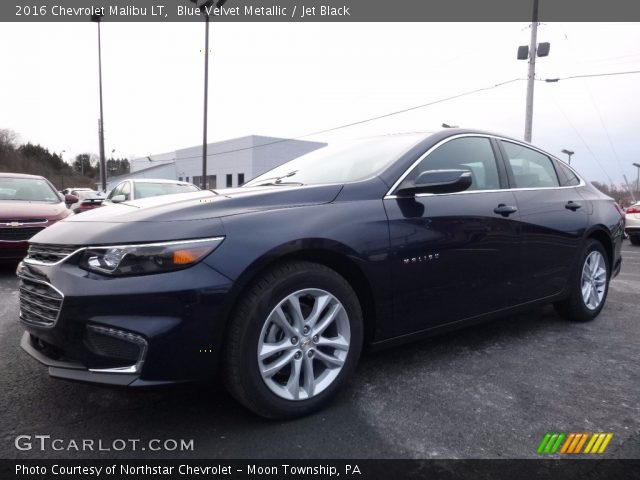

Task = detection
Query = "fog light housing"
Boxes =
[85,325,148,374]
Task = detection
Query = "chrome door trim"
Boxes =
[383,133,585,200]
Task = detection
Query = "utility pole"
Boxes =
[524,0,539,143]
[92,14,107,192]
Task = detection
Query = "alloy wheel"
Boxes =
[581,251,607,310]
[257,288,350,401]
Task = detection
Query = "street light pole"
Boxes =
[524,0,539,143]
[92,14,107,193]
[201,13,210,190]
[561,149,574,166]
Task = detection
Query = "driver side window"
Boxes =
[406,137,500,191]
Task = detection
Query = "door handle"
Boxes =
[565,201,582,211]
[494,204,518,217]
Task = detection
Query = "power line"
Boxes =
[169,78,525,162]
[541,69,640,82]
[547,91,614,185]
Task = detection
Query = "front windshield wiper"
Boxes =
[251,170,300,186]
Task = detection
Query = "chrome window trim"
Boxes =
[17,274,65,328]
[383,133,586,199]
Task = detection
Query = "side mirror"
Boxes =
[396,169,472,196]
[111,194,126,203]
[64,194,78,206]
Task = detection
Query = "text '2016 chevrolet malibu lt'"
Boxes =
[17,129,623,418]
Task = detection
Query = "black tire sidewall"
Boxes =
[235,264,363,418]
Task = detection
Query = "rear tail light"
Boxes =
[626,206,640,214]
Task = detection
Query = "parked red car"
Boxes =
[0,173,76,262]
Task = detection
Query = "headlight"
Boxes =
[79,237,224,276]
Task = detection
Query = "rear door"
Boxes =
[383,135,522,338]
[498,140,588,302]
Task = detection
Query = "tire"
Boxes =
[224,261,363,419]
[629,235,640,246]
[554,239,610,322]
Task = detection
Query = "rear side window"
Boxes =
[555,161,581,186]
[501,141,560,188]
[134,182,199,199]
[405,137,501,191]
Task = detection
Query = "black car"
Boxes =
[17,129,624,418]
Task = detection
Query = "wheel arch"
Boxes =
[223,240,379,346]
[584,226,614,274]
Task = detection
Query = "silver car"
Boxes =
[625,202,640,245]
[106,178,200,204]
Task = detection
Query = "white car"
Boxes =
[625,202,640,245]
[105,178,200,204]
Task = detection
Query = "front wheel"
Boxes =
[224,261,363,419]
[554,239,610,322]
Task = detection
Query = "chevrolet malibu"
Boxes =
[17,130,624,418]
[0,173,76,262]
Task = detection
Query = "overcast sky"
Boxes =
[1,22,639,185]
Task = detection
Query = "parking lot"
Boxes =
[0,243,638,460]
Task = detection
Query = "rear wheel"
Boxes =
[554,239,610,322]
[629,235,640,246]
[224,261,363,419]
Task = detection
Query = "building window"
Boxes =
[226,174,233,188]
[185,177,190,183]
[193,176,202,187]
[238,173,245,186]
[207,175,217,189]
[178,177,183,181]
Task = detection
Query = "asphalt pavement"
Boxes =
[0,243,638,459]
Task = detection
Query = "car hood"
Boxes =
[0,201,68,220]
[30,184,343,246]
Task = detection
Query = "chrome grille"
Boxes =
[0,218,47,225]
[19,277,63,327]
[0,227,45,241]
[27,243,80,264]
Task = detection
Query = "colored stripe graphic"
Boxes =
[550,434,565,453]
[574,433,589,453]
[560,434,575,454]
[539,433,613,455]
[597,433,613,453]
[584,434,599,453]
[537,433,552,454]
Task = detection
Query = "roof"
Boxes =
[0,172,46,179]
[124,178,197,185]
[107,161,176,184]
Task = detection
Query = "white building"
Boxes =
[106,135,326,191]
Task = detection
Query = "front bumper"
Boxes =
[18,258,234,386]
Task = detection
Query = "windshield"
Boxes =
[134,182,199,199]
[0,177,60,203]
[245,134,426,187]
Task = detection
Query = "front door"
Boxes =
[383,136,522,338]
